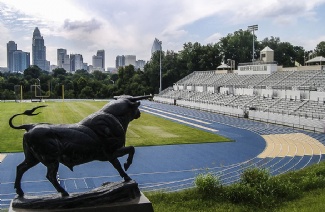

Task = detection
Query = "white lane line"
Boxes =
[142,106,211,125]
[141,109,218,132]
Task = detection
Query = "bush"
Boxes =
[299,172,325,191]
[225,183,263,204]
[266,177,300,200]
[240,167,270,186]
[225,167,299,207]
[194,172,222,197]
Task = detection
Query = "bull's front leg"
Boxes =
[109,158,132,182]
[112,146,135,171]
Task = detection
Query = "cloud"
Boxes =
[0,22,10,66]
[205,33,223,44]
[1,0,325,67]
[226,0,325,25]
[292,35,325,51]
[63,18,102,32]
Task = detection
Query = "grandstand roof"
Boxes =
[306,56,325,64]
[261,46,273,52]
[217,64,231,69]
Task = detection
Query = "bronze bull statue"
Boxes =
[9,95,151,197]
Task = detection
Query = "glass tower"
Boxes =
[7,41,17,72]
[96,50,105,69]
[32,27,47,70]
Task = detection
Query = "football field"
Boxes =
[0,100,230,152]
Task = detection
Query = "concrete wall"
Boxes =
[248,110,325,133]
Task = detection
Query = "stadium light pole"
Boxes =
[158,39,163,93]
[248,25,258,62]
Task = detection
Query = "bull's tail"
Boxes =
[9,105,47,131]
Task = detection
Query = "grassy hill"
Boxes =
[146,161,325,211]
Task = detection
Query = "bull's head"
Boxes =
[126,95,152,120]
[102,95,152,120]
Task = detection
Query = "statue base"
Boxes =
[9,180,153,212]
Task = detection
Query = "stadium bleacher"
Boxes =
[157,69,325,132]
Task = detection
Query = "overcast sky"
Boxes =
[1,0,325,68]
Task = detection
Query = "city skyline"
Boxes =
[1,0,325,68]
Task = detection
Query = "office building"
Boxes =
[7,41,17,72]
[7,41,30,72]
[96,50,105,69]
[70,54,84,72]
[12,51,30,72]
[136,60,146,70]
[124,55,136,67]
[116,55,125,68]
[32,27,49,71]
[151,38,162,54]
[57,48,70,72]
[92,55,103,71]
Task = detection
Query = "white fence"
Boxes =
[248,110,325,133]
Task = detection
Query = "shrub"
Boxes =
[226,167,299,207]
[194,172,222,197]
[266,177,300,200]
[240,167,270,186]
[299,172,325,191]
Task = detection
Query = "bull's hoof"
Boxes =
[124,176,132,182]
[16,188,24,197]
[61,191,69,197]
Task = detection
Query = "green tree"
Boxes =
[116,65,136,94]
[76,77,88,91]
[79,86,94,99]
[260,37,304,67]
[93,70,108,81]
[143,51,162,94]
[293,46,305,66]
[75,69,90,77]
[52,68,67,77]
[314,41,325,57]
[218,29,254,67]
[24,65,42,79]
[260,36,281,53]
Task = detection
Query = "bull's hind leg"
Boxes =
[46,162,69,197]
[15,159,39,197]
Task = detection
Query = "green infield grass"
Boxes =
[0,101,231,152]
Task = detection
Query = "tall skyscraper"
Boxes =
[32,27,48,71]
[96,50,105,69]
[124,55,136,67]
[57,48,67,67]
[116,55,125,68]
[7,41,17,72]
[57,48,70,72]
[92,55,103,71]
[70,54,84,72]
[151,38,162,55]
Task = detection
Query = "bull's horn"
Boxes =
[129,95,153,101]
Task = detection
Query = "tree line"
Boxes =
[1,29,324,100]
